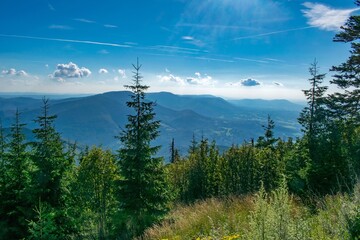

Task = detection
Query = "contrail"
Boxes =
[0,34,132,48]
[231,26,316,41]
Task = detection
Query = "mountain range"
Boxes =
[0,91,303,159]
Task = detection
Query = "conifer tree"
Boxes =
[117,60,170,238]
[297,61,328,191]
[0,120,5,161]
[0,110,32,239]
[31,98,75,238]
[328,2,360,123]
[257,115,278,148]
[170,138,180,163]
[189,133,198,155]
[298,60,328,141]
[327,1,360,181]
[0,120,6,195]
[32,99,69,207]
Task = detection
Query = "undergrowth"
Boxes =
[142,182,360,240]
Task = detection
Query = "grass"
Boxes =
[142,183,360,240]
[142,196,252,240]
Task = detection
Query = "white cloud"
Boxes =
[98,68,108,74]
[302,2,360,31]
[74,18,95,23]
[16,70,28,77]
[182,36,194,40]
[1,68,28,77]
[181,35,204,47]
[118,69,126,78]
[2,68,16,75]
[104,24,118,28]
[186,72,215,86]
[158,74,185,85]
[49,62,91,81]
[158,72,216,86]
[165,68,170,73]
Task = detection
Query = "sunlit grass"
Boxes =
[142,182,360,240]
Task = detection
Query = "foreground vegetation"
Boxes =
[1,2,360,239]
[144,182,360,240]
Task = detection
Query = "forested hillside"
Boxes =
[0,91,301,158]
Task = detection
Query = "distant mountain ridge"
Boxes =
[0,91,302,158]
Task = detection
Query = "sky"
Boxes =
[0,0,359,100]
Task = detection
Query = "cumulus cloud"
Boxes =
[158,72,215,86]
[49,62,91,81]
[302,2,360,31]
[118,69,126,78]
[158,74,185,85]
[186,72,215,86]
[16,70,28,76]
[2,68,16,75]
[1,68,28,76]
[241,78,261,87]
[98,68,108,74]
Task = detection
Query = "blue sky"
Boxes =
[0,0,358,100]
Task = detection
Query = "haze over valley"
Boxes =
[0,91,302,158]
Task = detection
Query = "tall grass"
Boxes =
[142,182,360,240]
[141,196,252,239]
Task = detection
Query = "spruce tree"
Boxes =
[170,138,180,163]
[31,98,75,238]
[325,1,360,190]
[256,115,278,148]
[0,120,5,161]
[298,60,328,141]
[0,110,32,239]
[32,98,68,207]
[0,120,6,195]
[298,60,328,181]
[328,1,360,123]
[117,60,170,238]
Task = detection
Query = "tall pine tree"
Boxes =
[256,115,278,149]
[31,98,75,238]
[0,110,32,239]
[117,60,170,238]
[326,1,360,188]
[298,60,328,141]
[328,2,360,123]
